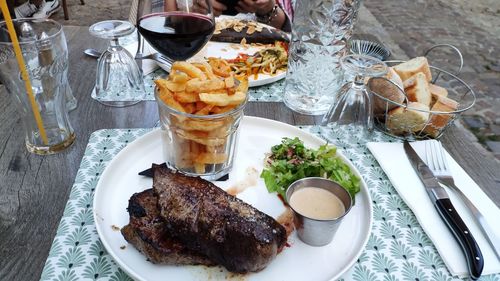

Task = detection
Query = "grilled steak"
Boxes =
[121,189,214,266]
[153,167,287,273]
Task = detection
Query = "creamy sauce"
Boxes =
[226,167,259,196]
[289,187,345,220]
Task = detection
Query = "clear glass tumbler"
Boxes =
[18,21,77,111]
[283,0,362,115]
[155,88,247,181]
[0,19,75,154]
[89,20,145,107]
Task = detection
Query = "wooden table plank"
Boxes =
[441,126,500,204]
[0,25,498,281]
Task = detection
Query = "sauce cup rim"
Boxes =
[285,177,353,222]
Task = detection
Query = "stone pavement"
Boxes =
[51,0,130,26]
[48,0,500,159]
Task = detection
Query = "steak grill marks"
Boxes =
[121,189,214,266]
[122,166,287,273]
[153,167,287,273]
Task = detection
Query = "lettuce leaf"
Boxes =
[260,138,361,203]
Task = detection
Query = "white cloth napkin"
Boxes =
[123,39,158,75]
[367,141,500,278]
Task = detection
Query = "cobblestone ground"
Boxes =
[51,0,130,26]
[49,0,500,158]
[361,0,500,159]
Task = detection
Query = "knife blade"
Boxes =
[403,141,484,280]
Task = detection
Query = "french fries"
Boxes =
[195,152,229,164]
[165,80,186,92]
[173,91,200,103]
[199,91,246,106]
[171,61,206,79]
[186,78,225,93]
[207,57,231,77]
[155,60,248,174]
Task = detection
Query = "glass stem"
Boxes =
[353,75,365,89]
[108,38,123,52]
[353,75,373,133]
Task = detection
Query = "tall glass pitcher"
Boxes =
[283,0,362,115]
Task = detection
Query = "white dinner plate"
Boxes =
[157,41,286,87]
[157,16,287,87]
[93,116,373,281]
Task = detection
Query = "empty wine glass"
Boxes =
[136,0,215,61]
[322,54,387,137]
[89,20,145,107]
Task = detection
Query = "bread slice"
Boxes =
[386,102,430,135]
[429,83,449,104]
[393,57,432,81]
[403,72,432,107]
[370,67,405,114]
[423,96,459,138]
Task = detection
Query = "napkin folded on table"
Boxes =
[367,141,500,278]
[123,38,159,75]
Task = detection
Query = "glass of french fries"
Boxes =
[154,61,249,180]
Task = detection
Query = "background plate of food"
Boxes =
[157,17,289,87]
[93,116,373,281]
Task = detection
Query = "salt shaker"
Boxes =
[35,28,77,111]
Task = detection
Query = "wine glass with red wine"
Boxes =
[136,0,215,61]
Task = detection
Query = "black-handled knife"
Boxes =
[403,141,484,280]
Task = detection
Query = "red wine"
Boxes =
[138,12,214,61]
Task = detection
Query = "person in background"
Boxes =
[12,0,60,19]
[208,0,294,32]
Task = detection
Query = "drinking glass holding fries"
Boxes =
[155,61,248,180]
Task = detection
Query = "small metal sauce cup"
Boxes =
[286,177,353,246]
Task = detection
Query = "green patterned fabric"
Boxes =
[41,127,499,281]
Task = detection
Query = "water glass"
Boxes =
[0,19,75,154]
[155,89,247,181]
[283,0,362,115]
[322,54,387,139]
[89,20,145,107]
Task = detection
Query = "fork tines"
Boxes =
[425,140,449,176]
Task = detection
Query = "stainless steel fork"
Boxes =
[135,52,173,69]
[425,140,500,259]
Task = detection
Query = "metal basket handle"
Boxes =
[423,44,464,83]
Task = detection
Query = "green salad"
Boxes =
[260,137,361,203]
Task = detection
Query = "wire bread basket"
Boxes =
[366,44,476,140]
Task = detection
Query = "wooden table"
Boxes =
[0,26,498,281]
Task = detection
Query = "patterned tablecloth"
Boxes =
[40,127,498,281]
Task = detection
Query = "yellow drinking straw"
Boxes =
[0,1,48,144]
